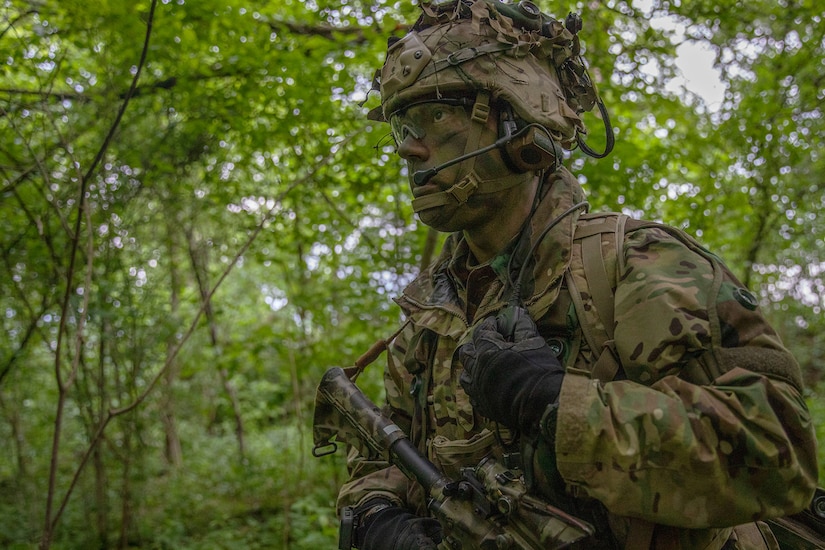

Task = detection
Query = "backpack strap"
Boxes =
[568,212,628,382]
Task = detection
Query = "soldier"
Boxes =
[336,0,819,548]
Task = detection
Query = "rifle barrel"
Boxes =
[319,367,445,491]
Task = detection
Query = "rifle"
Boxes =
[312,366,594,549]
[767,486,825,549]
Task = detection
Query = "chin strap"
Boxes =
[411,171,529,212]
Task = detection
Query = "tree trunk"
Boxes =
[186,231,246,460]
[161,225,183,467]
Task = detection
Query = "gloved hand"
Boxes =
[358,503,442,550]
[459,307,565,436]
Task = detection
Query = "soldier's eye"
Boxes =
[431,107,448,123]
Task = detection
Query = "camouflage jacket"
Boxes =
[337,168,819,548]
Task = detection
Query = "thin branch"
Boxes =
[0,8,39,41]
[268,19,374,44]
[41,1,159,546]
[317,187,381,250]
[0,87,83,101]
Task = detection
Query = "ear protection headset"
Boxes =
[499,103,563,173]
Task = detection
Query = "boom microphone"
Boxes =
[412,139,505,186]
[412,124,560,186]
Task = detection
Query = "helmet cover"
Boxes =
[369,0,601,149]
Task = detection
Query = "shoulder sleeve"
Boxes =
[553,225,819,528]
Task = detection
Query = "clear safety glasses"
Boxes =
[388,98,474,145]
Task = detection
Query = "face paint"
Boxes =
[389,98,473,146]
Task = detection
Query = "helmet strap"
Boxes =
[456,91,491,177]
[411,170,528,212]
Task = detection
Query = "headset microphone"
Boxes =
[412,139,503,186]
[412,121,561,186]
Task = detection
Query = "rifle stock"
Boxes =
[313,367,594,549]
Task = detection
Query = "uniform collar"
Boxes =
[396,166,587,328]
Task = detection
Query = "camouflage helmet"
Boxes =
[369,0,603,150]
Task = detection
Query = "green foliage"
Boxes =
[0,0,822,548]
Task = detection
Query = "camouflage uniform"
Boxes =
[338,167,819,548]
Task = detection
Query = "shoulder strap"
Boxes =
[569,212,629,382]
[575,213,628,341]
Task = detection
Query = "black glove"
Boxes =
[459,307,564,436]
[357,502,442,550]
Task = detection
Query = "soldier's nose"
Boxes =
[397,134,429,162]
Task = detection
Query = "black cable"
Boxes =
[577,99,614,159]
[507,199,589,308]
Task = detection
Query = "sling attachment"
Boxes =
[345,319,412,381]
